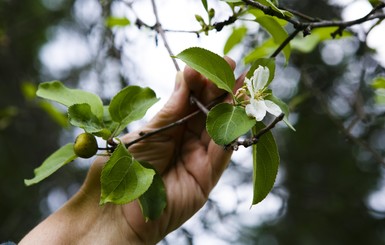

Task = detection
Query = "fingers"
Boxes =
[145,72,190,129]
[183,57,237,144]
[183,56,236,105]
[121,72,190,145]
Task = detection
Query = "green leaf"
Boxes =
[244,38,277,63]
[372,77,385,89]
[256,0,293,18]
[252,122,280,205]
[255,15,291,62]
[21,81,69,127]
[138,162,167,221]
[68,103,111,139]
[24,143,77,186]
[207,103,256,145]
[247,58,276,86]
[38,101,69,127]
[175,47,236,94]
[266,94,295,131]
[102,105,119,136]
[105,17,130,27]
[109,86,159,136]
[224,26,248,55]
[201,0,208,10]
[291,27,352,53]
[248,8,288,26]
[100,143,156,205]
[375,89,385,104]
[36,81,104,120]
[21,81,37,100]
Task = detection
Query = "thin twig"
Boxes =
[280,7,323,22]
[151,0,180,71]
[227,113,285,150]
[270,27,305,58]
[242,0,385,32]
[124,93,227,148]
[190,96,210,115]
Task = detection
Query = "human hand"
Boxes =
[20,58,243,245]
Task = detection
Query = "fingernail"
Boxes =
[174,71,183,91]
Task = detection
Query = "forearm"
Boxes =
[19,189,141,244]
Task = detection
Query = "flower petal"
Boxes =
[265,100,282,117]
[244,77,254,99]
[253,66,270,91]
[246,99,267,121]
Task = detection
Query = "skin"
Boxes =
[20,58,244,245]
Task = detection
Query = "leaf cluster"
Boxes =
[25,81,166,220]
[176,47,292,205]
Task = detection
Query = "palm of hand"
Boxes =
[120,68,233,243]
[82,61,237,244]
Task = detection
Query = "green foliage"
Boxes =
[21,82,69,127]
[251,123,279,205]
[291,27,352,53]
[38,101,70,128]
[100,143,156,205]
[256,0,293,18]
[105,16,130,28]
[68,104,111,139]
[206,103,256,145]
[37,81,104,120]
[266,94,295,131]
[224,26,248,55]
[24,143,78,186]
[108,85,159,136]
[201,0,208,11]
[257,16,290,60]
[372,77,385,104]
[27,81,165,218]
[138,162,167,221]
[248,8,288,27]
[174,48,290,206]
[175,47,236,94]
[371,76,385,89]
[245,15,291,63]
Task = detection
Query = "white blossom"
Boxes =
[244,66,282,121]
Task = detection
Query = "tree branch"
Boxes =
[244,0,385,30]
[227,113,285,150]
[151,0,180,71]
[124,93,227,148]
[270,27,305,58]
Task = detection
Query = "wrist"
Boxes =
[20,190,143,244]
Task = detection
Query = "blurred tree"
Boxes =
[0,0,129,241]
[0,0,81,241]
[237,0,385,244]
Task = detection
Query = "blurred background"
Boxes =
[1,0,385,244]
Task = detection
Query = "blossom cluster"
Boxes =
[237,66,282,121]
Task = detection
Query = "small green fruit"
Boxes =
[73,133,98,158]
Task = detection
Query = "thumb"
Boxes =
[145,71,191,129]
